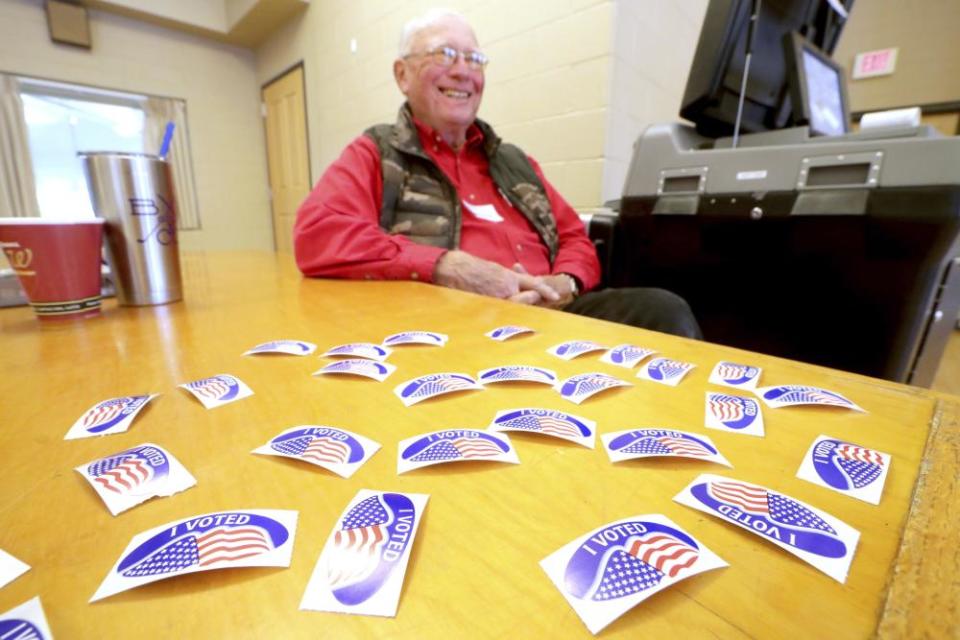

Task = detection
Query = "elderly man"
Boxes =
[294,8,701,338]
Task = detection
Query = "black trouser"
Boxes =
[563,287,702,340]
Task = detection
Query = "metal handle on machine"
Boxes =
[732,0,762,149]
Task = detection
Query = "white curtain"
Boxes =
[0,74,40,218]
[143,97,201,230]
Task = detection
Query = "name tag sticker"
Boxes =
[462,200,504,223]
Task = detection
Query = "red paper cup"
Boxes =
[0,218,105,321]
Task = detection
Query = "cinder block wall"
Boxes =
[604,1,707,203]
[256,0,706,210]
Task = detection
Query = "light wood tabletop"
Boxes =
[1,251,957,639]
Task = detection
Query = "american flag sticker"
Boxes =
[64,393,158,440]
[393,373,483,407]
[313,359,397,382]
[708,360,762,389]
[321,342,392,362]
[382,331,448,347]
[0,549,30,591]
[489,408,596,448]
[244,339,317,356]
[179,374,253,409]
[755,385,865,412]
[91,509,298,602]
[636,358,696,387]
[705,392,765,437]
[796,435,891,505]
[556,372,632,405]
[546,340,607,360]
[485,325,535,341]
[477,365,557,386]
[0,597,54,640]
[76,443,197,516]
[301,490,429,617]
[674,474,860,583]
[602,429,731,467]
[252,425,381,479]
[540,514,726,635]
[397,429,519,473]
[600,344,657,369]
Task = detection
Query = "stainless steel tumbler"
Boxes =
[80,152,183,306]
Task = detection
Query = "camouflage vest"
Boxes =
[364,105,559,262]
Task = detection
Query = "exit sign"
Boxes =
[852,48,898,79]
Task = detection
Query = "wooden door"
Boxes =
[262,65,310,253]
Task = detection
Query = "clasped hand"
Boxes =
[433,250,575,308]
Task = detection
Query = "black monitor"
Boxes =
[680,0,853,138]
[784,31,850,135]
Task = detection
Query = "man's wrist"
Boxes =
[559,273,580,298]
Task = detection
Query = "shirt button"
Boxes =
[364,274,373,280]
[410,272,419,280]
[433,145,439,151]
[516,244,523,251]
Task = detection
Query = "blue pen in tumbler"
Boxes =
[158,122,175,160]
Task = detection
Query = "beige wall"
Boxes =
[0,0,273,251]
[257,0,616,209]
[834,0,960,112]
[256,0,704,210]
[605,0,707,202]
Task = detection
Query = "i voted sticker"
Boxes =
[91,509,298,602]
[674,474,860,583]
[0,549,30,590]
[397,429,519,473]
[755,385,864,412]
[600,344,657,369]
[314,359,396,382]
[636,358,696,386]
[77,443,196,516]
[485,325,535,341]
[602,429,731,467]
[393,373,483,406]
[705,392,764,437]
[0,597,53,640]
[477,365,557,385]
[179,374,253,409]
[556,372,631,405]
[244,340,316,356]
[253,426,380,479]
[547,340,607,360]
[708,361,762,389]
[65,394,158,440]
[540,514,726,635]
[796,435,891,505]
[489,408,596,448]
[300,490,428,617]
[382,331,448,347]
[322,343,392,362]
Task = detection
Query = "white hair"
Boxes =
[398,8,473,57]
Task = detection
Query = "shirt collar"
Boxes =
[412,117,484,152]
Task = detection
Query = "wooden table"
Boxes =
[1,251,957,638]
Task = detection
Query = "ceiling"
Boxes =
[81,0,309,48]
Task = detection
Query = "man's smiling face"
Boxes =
[394,16,485,147]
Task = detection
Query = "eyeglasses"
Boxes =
[404,46,489,70]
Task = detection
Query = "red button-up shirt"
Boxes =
[293,119,601,292]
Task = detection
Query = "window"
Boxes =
[0,74,200,229]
